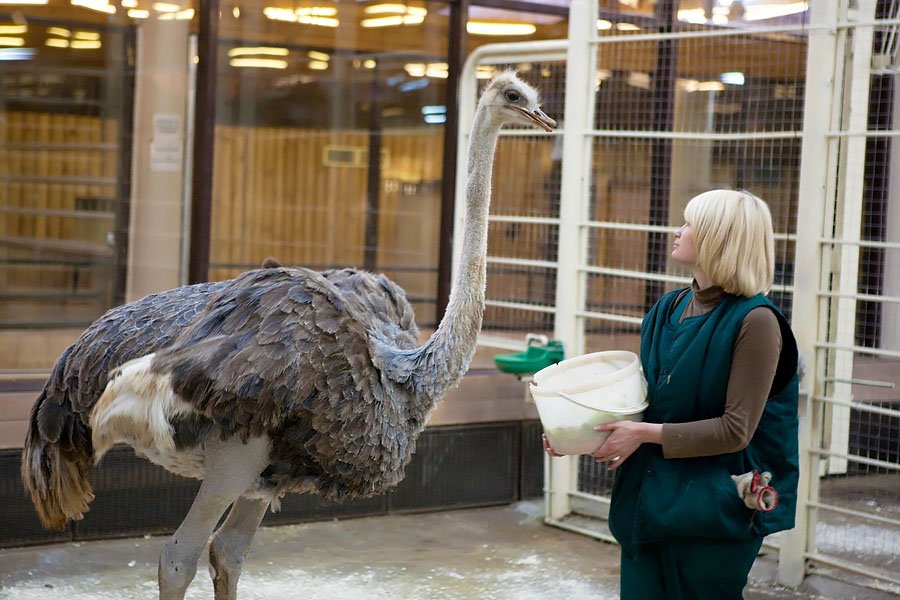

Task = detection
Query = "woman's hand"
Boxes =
[542,434,565,457]
[592,421,662,469]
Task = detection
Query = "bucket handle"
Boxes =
[558,391,648,414]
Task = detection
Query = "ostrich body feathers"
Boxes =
[37,266,440,504]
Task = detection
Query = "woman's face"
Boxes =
[672,222,698,266]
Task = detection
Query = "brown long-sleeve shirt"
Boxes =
[660,282,783,459]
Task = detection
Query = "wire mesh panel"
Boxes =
[571,4,808,520]
[801,1,900,586]
[459,2,899,588]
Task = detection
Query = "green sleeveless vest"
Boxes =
[608,288,799,557]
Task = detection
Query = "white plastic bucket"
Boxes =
[530,350,648,455]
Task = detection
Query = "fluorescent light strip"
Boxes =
[159,8,193,19]
[744,2,807,21]
[263,7,295,21]
[364,3,426,16]
[127,8,149,17]
[74,30,100,40]
[0,47,34,59]
[46,38,70,47]
[47,27,71,37]
[71,39,102,49]
[0,36,24,46]
[307,50,329,61]
[0,25,26,34]
[297,6,336,16]
[229,57,288,69]
[152,1,180,11]
[297,15,338,27]
[71,0,116,13]
[228,46,288,57]
[466,21,536,36]
[362,16,402,27]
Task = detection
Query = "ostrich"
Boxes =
[22,71,555,600]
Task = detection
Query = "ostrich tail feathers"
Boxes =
[21,391,95,531]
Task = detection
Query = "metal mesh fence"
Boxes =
[577,5,900,585]
[807,5,900,585]
[575,7,807,502]
[465,1,900,587]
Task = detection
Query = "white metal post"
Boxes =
[546,0,597,523]
[778,0,839,587]
[825,0,877,475]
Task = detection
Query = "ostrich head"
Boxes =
[480,71,557,132]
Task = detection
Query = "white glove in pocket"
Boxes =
[731,470,778,512]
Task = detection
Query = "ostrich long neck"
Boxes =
[411,103,502,396]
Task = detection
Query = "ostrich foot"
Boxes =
[209,495,270,600]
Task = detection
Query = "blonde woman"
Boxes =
[545,190,800,599]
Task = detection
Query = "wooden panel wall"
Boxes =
[0,112,118,241]
[209,126,445,284]
[0,111,118,292]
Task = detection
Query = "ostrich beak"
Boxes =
[512,106,557,132]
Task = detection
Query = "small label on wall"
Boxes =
[150,113,183,172]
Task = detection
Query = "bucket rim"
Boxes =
[531,350,641,394]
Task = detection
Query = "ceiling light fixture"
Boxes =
[71,0,116,13]
[151,1,180,11]
[362,15,423,27]
[466,21,536,36]
[744,2,807,21]
[228,46,288,57]
[676,8,706,24]
[230,57,288,69]
[364,3,425,16]
[70,39,102,49]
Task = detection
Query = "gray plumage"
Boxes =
[22,72,555,599]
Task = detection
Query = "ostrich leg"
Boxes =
[208,495,270,600]
[158,436,269,600]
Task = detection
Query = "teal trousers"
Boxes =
[620,536,764,600]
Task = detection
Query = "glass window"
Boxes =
[0,2,195,372]
[212,1,450,325]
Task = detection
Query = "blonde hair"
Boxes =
[683,189,774,297]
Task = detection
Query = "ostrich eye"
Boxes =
[504,89,521,103]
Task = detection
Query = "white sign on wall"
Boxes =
[150,113,183,172]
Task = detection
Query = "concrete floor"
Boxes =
[0,500,896,600]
